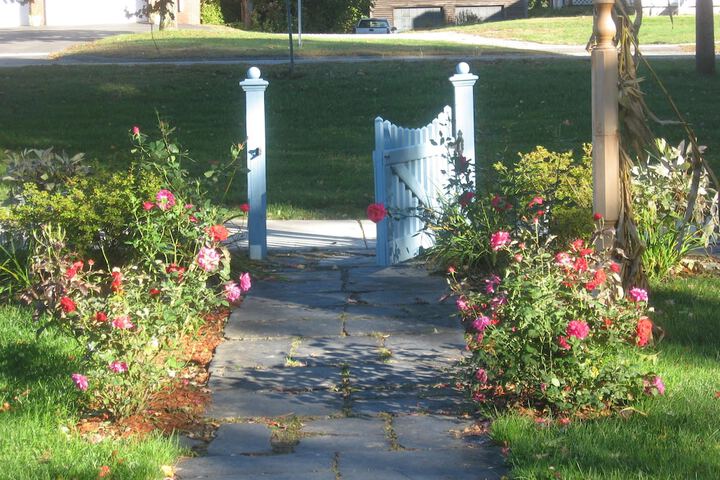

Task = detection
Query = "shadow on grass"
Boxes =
[651,274,720,349]
[0,329,79,389]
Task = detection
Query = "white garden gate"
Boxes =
[373,63,478,266]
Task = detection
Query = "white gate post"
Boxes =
[240,67,269,261]
[449,62,478,168]
[373,117,389,266]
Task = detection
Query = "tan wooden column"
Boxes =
[591,0,620,234]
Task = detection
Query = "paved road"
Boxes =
[175,249,507,479]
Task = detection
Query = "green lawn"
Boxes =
[56,27,506,61]
[450,15,720,45]
[0,305,181,480]
[1,59,718,218]
[491,275,720,478]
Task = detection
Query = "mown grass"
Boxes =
[0,305,182,480]
[450,14,720,45]
[1,58,718,217]
[491,275,720,479]
[56,27,505,61]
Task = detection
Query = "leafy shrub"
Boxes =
[201,0,226,24]
[449,215,662,417]
[494,144,594,243]
[632,139,719,279]
[24,206,247,417]
[3,169,161,257]
[2,148,90,201]
[9,121,251,418]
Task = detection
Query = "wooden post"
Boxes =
[449,62,478,170]
[240,67,269,260]
[591,0,620,238]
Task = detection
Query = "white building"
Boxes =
[0,0,200,28]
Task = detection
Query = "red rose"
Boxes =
[636,317,653,347]
[366,203,387,224]
[593,213,603,221]
[206,224,229,242]
[95,311,108,322]
[610,262,621,273]
[240,203,250,213]
[60,296,76,313]
[149,288,161,296]
[166,263,186,281]
[459,191,475,207]
[110,269,123,293]
[65,267,78,279]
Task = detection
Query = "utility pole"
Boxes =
[285,0,294,73]
[298,0,302,48]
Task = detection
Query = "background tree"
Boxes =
[696,0,716,75]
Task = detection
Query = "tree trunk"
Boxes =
[242,0,252,29]
[696,0,716,75]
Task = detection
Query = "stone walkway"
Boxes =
[176,249,507,479]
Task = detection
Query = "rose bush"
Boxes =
[8,123,253,418]
[449,214,663,416]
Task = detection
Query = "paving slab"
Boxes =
[392,415,484,450]
[208,388,344,419]
[338,448,506,480]
[295,417,389,454]
[176,452,335,479]
[342,305,457,336]
[210,339,290,370]
[207,423,273,456]
[210,365,342,392]
[291,336,380,366]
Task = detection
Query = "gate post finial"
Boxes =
[449,63,478,172]
[240,67,270,261]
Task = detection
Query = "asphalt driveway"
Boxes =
[0,23,154,65]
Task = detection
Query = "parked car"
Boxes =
[354,18,396,34]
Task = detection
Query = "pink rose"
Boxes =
[71,373,89,391]
[456,297,470,312]
[490,231,511,251]
[557,336,571,350]
[197,247,221,272]
[112,315,134,330]
[528,196,544,207]
[475,368,488,384]
[566,320,590,340]
[224,281,242,303]
[629,287,649,303]
[239,272,252,293]
[644,376,665,396]
[108,361,128,373]
[142,201,155,211]
[155,190,176,211]
[484,274,501,294]
[472,316,492,333]
[131,125,140,136]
